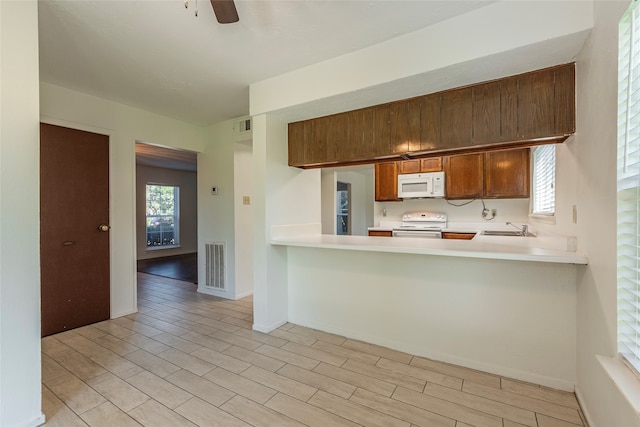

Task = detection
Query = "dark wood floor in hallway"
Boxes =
[41,273,588,426]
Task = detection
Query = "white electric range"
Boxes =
[392,211,448,239]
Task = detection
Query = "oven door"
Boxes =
[392,230,442,238]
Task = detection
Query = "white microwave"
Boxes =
[397,171,445,199]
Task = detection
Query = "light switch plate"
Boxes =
[243,196,251,205]
[211,186,218,195]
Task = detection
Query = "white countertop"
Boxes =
[271,223,587,265]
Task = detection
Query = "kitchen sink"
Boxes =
[482,230,536,237]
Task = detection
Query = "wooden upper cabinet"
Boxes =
[420,93,442,151]
[375,161,401,201]
[324,113,349,162]
[390,97,422,154]
[288,121,308,167]
[349,104,390,159]
[287,63,575,168]
[398,157,443,174]
[420,157,442,172]
[473,81,502,144]
[500,76,519,142]
[483,149,530,198]
[444,153,483,199]
[554,64,576,135]
[441,87,473,149]
[399,160,421,174]
[517,67,556,138]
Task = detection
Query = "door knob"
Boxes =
[98,224,110,232]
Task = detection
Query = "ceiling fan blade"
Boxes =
[210,0,239,24]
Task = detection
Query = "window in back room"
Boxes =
[146,183,180,248]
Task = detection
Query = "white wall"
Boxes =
[40,83,206,318]
[136,165,197,260]
[234,141,253,298]
[252,114,321,332]
[198,120,237,298]
[320,170,336,234]
[288,249,578,390]
[572,1,640,425]
[0,2,44,426]
[374,198,530,227]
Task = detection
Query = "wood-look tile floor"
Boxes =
[41,273,588,427]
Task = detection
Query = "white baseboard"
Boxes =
[21,413,45,427]
[234,291,253,300]
[197,286,228,299]
[289,315,576,392]
[253,319,287,333]
[574,387,595,427]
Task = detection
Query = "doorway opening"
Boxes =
[135,142,198,284]
[337,181,351,235]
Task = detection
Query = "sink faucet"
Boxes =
[506,222,528,236]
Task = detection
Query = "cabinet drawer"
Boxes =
[368,230,393,237]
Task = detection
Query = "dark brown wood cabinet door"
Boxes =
[473,81,501,144]
[390,97,422,154]
[40,123,110,337]
[517,68,555,138]
[420,157,443,172]
[349,104,390,159]
[375,161,401,201]
[309,117,328,164]
[441,87,473,149]
[483,148,530,198]
[444,153,483,199]
[325,113,350,162]
[420,93,442,151]
[399,160,421,174]
[500,76,518,142]
[288,121,307,167]
[554,64,576,135]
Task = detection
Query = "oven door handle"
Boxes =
[392,230,442,238]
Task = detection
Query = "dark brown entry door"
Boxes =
[40,123,110,337]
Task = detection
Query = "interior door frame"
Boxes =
[39,116,123,319]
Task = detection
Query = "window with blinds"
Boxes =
[531,145,556,215]
[618,0,640,375]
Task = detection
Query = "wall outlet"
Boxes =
[243,196,251,205]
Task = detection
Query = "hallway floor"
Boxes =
[41,273,588,427]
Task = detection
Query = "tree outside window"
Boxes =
[146,184,179,248]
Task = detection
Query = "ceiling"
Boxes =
[38,0,498,127]
[135,142,197,172]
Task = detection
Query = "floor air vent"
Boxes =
[205,242,226,291]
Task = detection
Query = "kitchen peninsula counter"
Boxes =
[271,224,588,265]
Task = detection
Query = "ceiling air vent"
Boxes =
[234,118,252,134]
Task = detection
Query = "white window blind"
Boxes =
[618,0,640,374]
[532,145,556,215]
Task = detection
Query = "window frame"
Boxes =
[145,183,180,250]
[530,144,556,218]
[617,0,640,377]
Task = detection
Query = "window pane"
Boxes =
[532,145,556,215]
[146,185,179,247]
[618,0,640,375]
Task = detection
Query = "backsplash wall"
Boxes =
[373,198,530,226]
